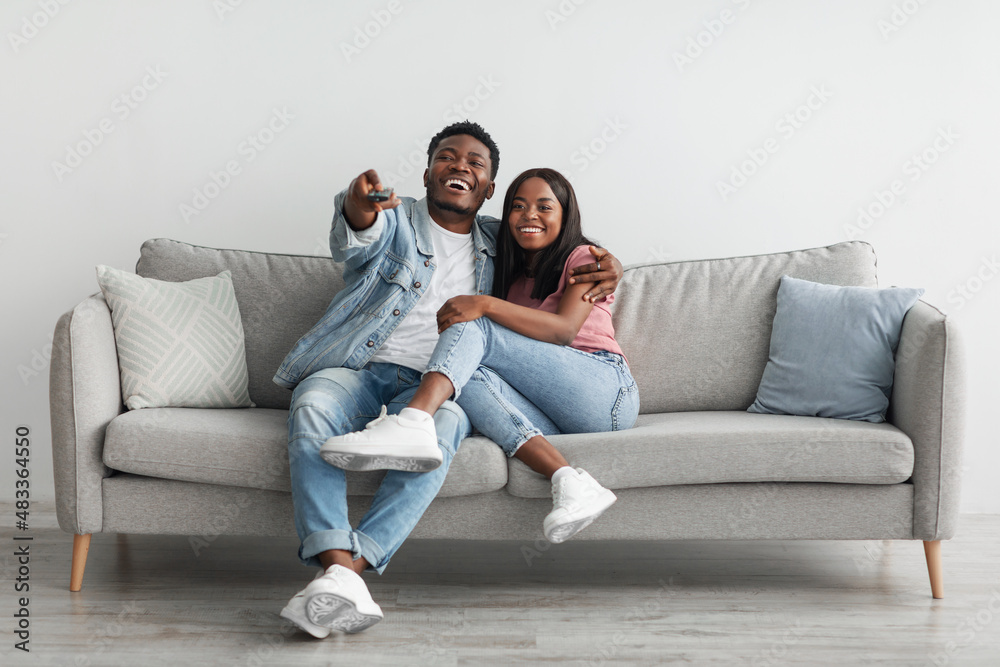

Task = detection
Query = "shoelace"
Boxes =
[332,407,393,443]
[364,406,390,430]
[552,477,568,508]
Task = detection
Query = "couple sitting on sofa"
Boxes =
[272,121,639,638]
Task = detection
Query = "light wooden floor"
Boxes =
[3,505,999,666]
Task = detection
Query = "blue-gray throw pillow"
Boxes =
[748,275,924,423]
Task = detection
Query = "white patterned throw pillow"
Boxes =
[96,265,254,409]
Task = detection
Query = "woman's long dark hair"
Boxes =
[492,168,597,302]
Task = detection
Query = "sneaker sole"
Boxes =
[306,593,382,634]
[544,492,617,544]
[320,449,441,473]
[279,605,331,639]
[546,515,600,544]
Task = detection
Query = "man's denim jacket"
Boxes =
[273,192,498,389]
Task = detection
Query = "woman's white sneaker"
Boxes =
[542,468,617,544]
[320,406,442,472]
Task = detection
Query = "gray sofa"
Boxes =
[50,239,965,597]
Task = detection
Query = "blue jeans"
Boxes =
[425,318,640,456]
[287,363,470,574]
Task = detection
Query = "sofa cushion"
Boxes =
[103,407,508,498]
[505,411,914,498]
[748,276,924,422]
[95,265,253,409]
[135,239,345,410]
[612,241,878,414]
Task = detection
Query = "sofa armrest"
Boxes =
[49,295,124,535]
[887,300,966,541]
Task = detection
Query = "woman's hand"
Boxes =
[437,295,492,332]
[568,245,624,302]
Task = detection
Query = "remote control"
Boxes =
[366,188,393,202]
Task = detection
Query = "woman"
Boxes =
[322,168,639,543]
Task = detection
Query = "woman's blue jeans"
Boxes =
[287,363,470,574]
[425,318,640,456]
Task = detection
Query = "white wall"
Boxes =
[2,0,997,512]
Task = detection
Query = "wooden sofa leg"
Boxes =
[923,540,943,599]
[70,534,91,592]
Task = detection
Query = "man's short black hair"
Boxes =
[427,121,500,180]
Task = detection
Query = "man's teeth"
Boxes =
[445,179,470,191]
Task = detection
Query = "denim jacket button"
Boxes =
[414,281,421,289]
[424,260,430,267]
[366,340,374,347]
[392,309,400,316]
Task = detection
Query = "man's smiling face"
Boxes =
[424,134,495,219]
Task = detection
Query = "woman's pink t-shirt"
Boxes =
[505,245,627,360]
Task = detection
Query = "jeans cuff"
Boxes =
[352,528,390,574]
[505,429,543,458]
[423,365,463,401]
[300,528,355,567]
[300,528,390,574]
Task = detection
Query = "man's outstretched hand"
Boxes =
[568,245,624,302]
[343,169,402,231]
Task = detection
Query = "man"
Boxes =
[272,121,622,637]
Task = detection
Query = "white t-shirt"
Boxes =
[368,221,476,372]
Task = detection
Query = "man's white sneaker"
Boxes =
[320,406,442,472]
[303,565,383,634]
[543,468,617,544]
[280,584,332,639]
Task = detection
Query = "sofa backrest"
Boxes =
[611,241,878,414]
[136,238,878,413]
[136,238,345,410]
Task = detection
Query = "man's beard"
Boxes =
[427,184,488,217]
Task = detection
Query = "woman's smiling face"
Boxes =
[507,177,563,259]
